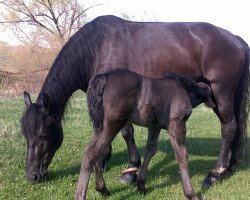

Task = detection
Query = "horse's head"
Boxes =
[21,92,63,183]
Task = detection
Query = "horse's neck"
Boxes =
[37,63,87,121]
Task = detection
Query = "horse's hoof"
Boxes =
[119,172,137,184]
[202,172,220,187]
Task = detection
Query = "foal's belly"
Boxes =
[128,109,168,129]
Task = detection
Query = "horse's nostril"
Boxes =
[32,172,40,182]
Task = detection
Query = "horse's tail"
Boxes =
[87,74,108,133]
[230,37,250,166]
[162,73,213,100]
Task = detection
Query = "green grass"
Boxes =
[0,91,249,200]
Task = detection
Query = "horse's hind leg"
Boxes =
[137,127,161,194]
[119,122,141,184]
[203,87,236,186]
[168,119,199,200]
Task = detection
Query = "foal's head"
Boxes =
[21,92,63,183]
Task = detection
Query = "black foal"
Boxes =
[75,70,214,200]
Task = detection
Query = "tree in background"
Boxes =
[0,0,99,46]
[0,0,99,95]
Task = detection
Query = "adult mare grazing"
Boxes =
[75,70,214,200]
[21,15,249,188]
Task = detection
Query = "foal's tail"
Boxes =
[162,73,213,100]
[87,74,108,133]
[230,37,250,166]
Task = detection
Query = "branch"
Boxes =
[46,0,64,40]
[0,19,33,24]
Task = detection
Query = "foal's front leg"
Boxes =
[137,127,161,194]
[120,122,141,184]
[168,119,199,200]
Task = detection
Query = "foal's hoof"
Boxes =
[191,196,200,200]
[102,189,110,197]
[137,180,146,195]
[137,186,146,195]
[96,187,110,197]
[119,172,137,184]
[202,172,220,187]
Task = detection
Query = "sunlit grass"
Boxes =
[0,91,249,199]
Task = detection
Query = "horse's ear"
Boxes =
[24,91,32,107]
[41,93,51,110]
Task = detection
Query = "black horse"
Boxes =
[75,70,214,200]
[21,15,249,187]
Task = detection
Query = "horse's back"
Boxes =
[92,16,246,84]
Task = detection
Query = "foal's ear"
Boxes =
[40,93,51,110]
[24,91,32,107]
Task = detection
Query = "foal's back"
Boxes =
[102,70,141,120]
[98,70,192,128]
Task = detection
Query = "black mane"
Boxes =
[37,16,119,121]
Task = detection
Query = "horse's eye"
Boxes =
[37,131,47,140]
[45,117,53,127]
[39,134,47,139]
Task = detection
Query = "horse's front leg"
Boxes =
[137,126,161,194]
[168,119,199,200]
[119,122,141,184]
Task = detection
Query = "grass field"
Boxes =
[0,91,249,200]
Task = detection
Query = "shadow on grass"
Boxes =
[48,137,249,199]
[48,164,81,181]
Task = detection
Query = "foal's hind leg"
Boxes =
[168,119,199,200]
[119,122,141,184]
[93,158,110,196]
[75,134,99,200]
[137,127,161,194]
[75,125,120,199]
[203,87,236,186]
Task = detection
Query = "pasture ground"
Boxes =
[0,91,249,200]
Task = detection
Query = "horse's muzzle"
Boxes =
[26,171,48,183]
